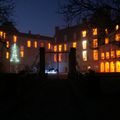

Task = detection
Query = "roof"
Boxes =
[19,32,54,41]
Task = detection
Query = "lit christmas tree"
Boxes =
[10,43,20,63]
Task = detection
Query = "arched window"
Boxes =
[105,62,109,72]
[110,62,115,72]
[100,62,104,72]
[116,61,120,72]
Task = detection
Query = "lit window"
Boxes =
[20,46,24,58]
[82,51,87,61]
[116,50,120,58]
[0,31,3,37]
[115,34,120,41]
[110,62,115,72]
[105,28,108,34]
[54,45,57,52]
[6,52,9,59]
[54,54,57,62]
[116,61,120,72]
[40,42,44,47]
[6,41,9,48]
[82,31,87,37]
[82,40,87,49]
[93,28,97,35]
[13,35,17,43]
[27,40,31,48]
[73,42,76,48]
[64,44,67,51]
[105,38,109,44]
[111,51,115,58]
[106,52,110,59]
[34,41,38,48]
[93,39,98,48]
[101,52,105,59]
[20,51,24,58]
[48,43,51,49]
[116,25,119,30]
[59,45,62,52]
[105,62,109,72]
[93,50,98,60]
[100,62,104,72]
[59,53,62,62]
[3,33,6,39]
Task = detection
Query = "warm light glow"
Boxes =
[27,40,31,48]
[3,33,6,39]
[20,46,24,58]
[54,45,57,52]
[110,62,115,72]
[111,51,115,58]
[58,53,62,62]
[59,45,62,52]
[116,50,120,58]
[13,35,17,43]
[48,43,51,49]
[93,50,98,60]
[116,25,119,30]
[105,62,109,72]
[93,39,98,48]
[0,31,3,37]
[115,34,120,41]
[20,51,24,58]
[88,66,91,70]
[6,52,9,59]
[116,61,120,72]
[64,44,67,51]
[82,51,87,61]
[105,38,109,44]
[34,41,38,48]
[54,54,57,62]
[105,28,108,34]
[82,30,87,37]
[93,28,97,35]
[6,41,9,48]
[82,40,87,49]
[101,52,105,59]
[73,42,77,48]
[100,62,104,72]
[106,52,110,59]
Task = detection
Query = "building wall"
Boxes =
[1,24,120,73]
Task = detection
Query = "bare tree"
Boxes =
[0,0,15,24]
[59,0,120,27]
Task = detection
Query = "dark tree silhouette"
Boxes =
[0,0,15,24]
[59,0,120,26]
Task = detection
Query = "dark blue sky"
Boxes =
[15,0,66,36]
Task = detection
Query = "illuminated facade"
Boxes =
[0,23,53,73]
[54,24,120,73]
[1,22,120,73]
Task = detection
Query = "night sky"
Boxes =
[15,0,66,36]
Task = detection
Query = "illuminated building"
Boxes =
[54,24,120,73]
[1,22,120,73]
[0,22,53,73]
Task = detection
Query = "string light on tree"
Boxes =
[10,43,20,63]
